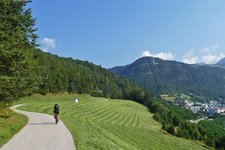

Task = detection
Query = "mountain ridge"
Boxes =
[110,56,225,99]
[216,57,225,65]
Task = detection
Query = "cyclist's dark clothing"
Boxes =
[54,104,59,114]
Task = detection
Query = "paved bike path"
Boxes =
[1,105,76,150]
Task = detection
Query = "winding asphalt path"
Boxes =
[1,105,76,150]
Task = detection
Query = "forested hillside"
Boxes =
[110,57,225,99]
[32,49,144,100]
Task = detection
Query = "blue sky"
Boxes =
[28,0,225,68]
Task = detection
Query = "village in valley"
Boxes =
[161,93,225,123]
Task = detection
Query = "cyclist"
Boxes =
[53,104,60,123]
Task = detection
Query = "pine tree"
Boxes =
[0,0,38,102]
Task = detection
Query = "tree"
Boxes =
[172,114,180,126]
[0,0,38,102]
[205,133,215,148]
[166,124,175,135]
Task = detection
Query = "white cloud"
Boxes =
[142,51,151,57]
[141,50,174,60]
[200,44,218,54]
[39,37,56,52]
[182,49,199,64]
[202,53,225,64]
[201,55,217,64]
[182,44,225,64]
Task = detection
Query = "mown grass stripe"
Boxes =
[16,94,207,150]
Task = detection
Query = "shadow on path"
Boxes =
[29,122,56,125]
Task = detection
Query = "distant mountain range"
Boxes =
[216,57,225,65]
[200,58,225,69]
[110,57,225,99]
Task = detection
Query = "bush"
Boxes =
[0,109,11,119]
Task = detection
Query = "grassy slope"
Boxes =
[16,94,206,150]
[0,110,28,147]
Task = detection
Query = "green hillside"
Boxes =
[110,57,225,99]
[16,94,207,150]
[31,49,144,101]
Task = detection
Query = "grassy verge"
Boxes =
[0,108,28,148]
[16,94,207,150]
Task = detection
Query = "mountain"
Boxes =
[110,57,225,99]
[216,57,225,65]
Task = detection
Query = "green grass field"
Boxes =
[16,94,207,150]
[0,109,28,147]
